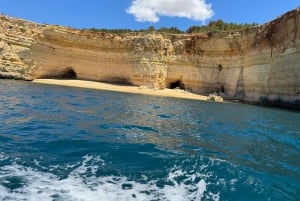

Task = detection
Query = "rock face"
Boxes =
[0,8,299,108]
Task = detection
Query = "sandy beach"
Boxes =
[32,79,211,101]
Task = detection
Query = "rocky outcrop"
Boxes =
[0,8,299,108]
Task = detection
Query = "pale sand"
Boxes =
[32,79,210,101]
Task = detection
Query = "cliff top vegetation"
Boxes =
[85,20,258,34]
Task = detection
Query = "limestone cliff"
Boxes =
[0,8,299,108]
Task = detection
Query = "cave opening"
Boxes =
[218,64,223,72]
[62,68,77,79]
[169,80,185,90]
[221,85,225,93]
[216,84,225,94]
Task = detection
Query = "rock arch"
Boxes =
[168,80,185,90]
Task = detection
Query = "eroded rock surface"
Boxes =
[0,8,299,107]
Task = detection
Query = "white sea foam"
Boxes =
[0,152,8,161]
[0,155,220,201]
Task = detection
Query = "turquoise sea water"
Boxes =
[0,80,299,201]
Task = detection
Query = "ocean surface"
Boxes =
[0,80,299,201]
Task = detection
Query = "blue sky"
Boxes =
[0,0,299,31]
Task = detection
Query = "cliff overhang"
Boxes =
[0,8,299,109]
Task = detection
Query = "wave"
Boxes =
[0,154,220,201]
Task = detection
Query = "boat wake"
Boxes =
[0,154,221,201]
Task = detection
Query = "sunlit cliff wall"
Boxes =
[0,8,299,107]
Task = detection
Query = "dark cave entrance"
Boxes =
[62,67,77,79]
[169,80,185,90]
[221,85,225,93]
[218,64,223,72]
[216,83,225,94]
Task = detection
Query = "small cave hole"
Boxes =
[164,47,168,56]
[218,64,223,72]
[62,68,77,79]
[221,85,225,93]
[169,80,185,90]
